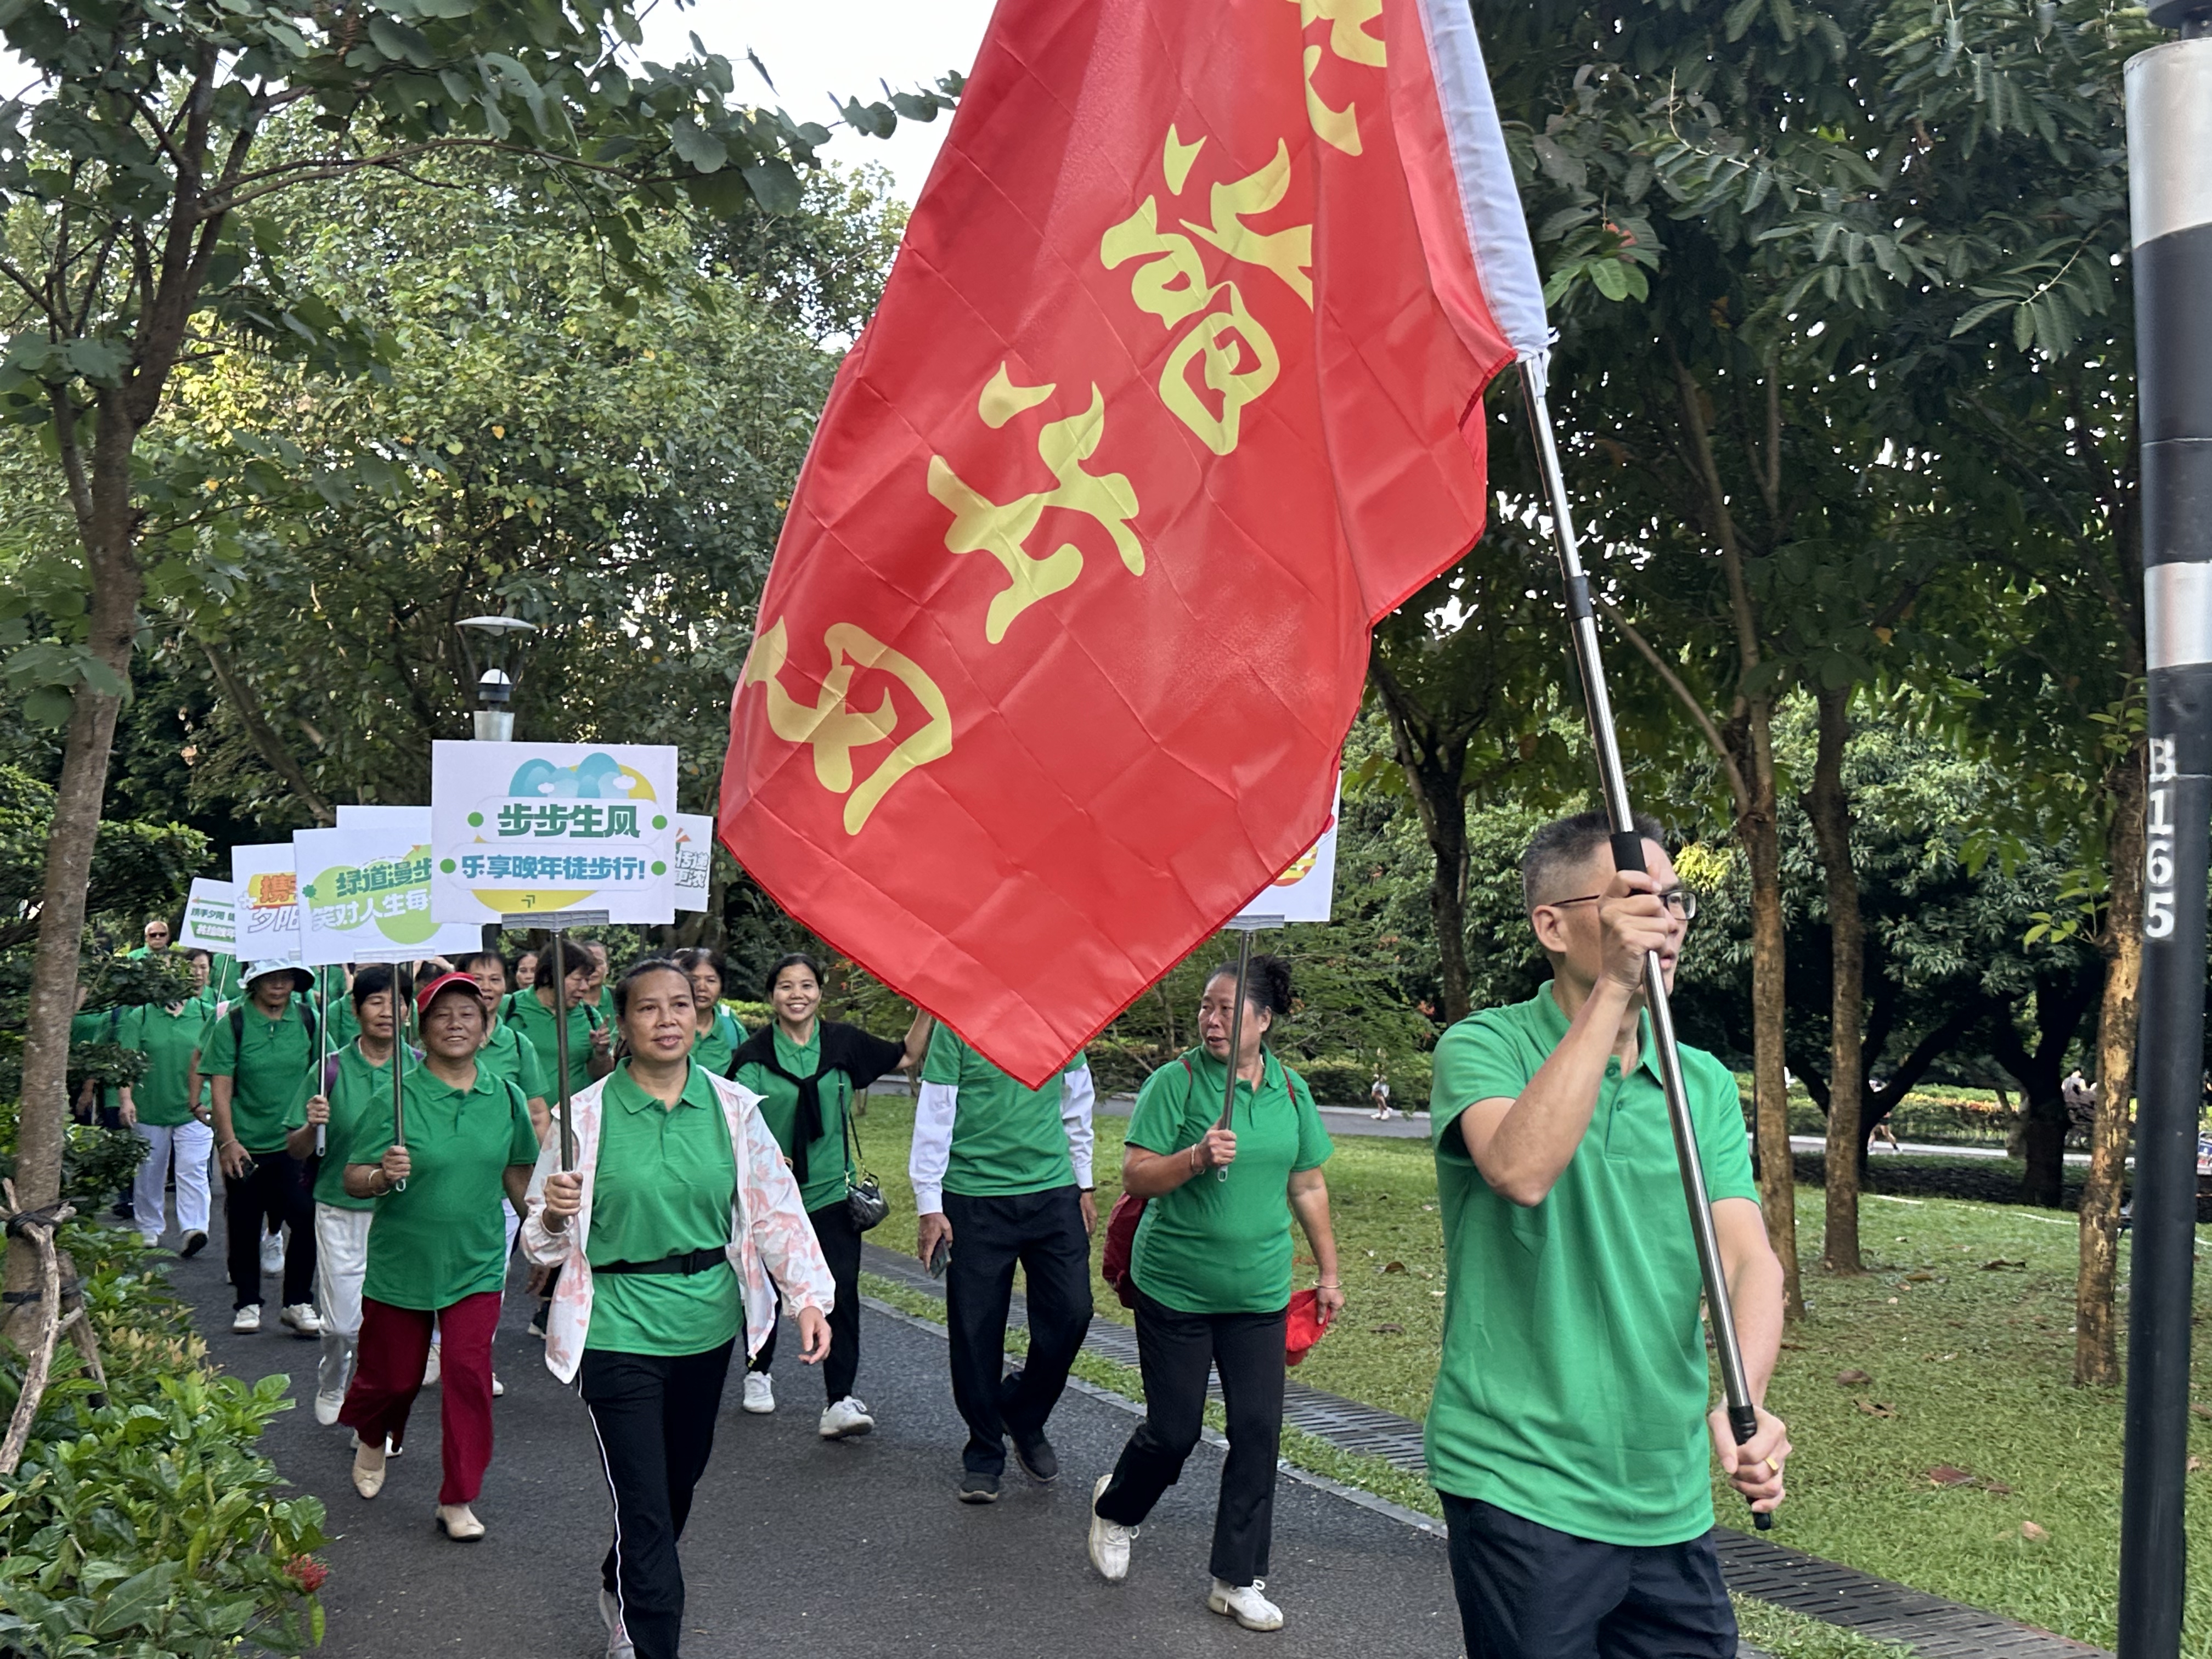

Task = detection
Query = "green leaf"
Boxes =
[1590,257,1630,301]
[667,115,727,173]
[91,1562,180,1635]
[740,157,803,215]
[22,684,71,727]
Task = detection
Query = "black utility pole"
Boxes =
[2120,6,2210,1656]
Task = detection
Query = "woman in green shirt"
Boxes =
[724,952,932,1434]
[673,947,746,1074]
[1087,953,1343,1633]
[526,957,833,1659]
[502,949,612,1094]
[339,973,539,1543]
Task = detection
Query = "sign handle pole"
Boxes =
[391,963,409,1193]
[1521,359,1769,1530]
[313,973,330,1159]
[552,929,575,1173]
[1211,926,1255,1183]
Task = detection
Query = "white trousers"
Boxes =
[314,1202,375,1401]
[129,1120,212,1243]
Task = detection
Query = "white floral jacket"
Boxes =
[520,1065,835,1385]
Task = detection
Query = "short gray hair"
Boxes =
[1521,810,1663,913]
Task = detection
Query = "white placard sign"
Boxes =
[674,814,714,913]
[430,741,680,925]
[178,878,236,953]
[294,821,485,966]
[231,843,302,963]
[336,805,430,830]
[1237,778,1340,926]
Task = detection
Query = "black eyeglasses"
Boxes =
[1545,887,1701,921]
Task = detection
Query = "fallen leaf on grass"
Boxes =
[1780,1341,1808,1352]
[1370,1323,1404,1335]
[2019,1521,2048,1541]
[2188,1458,2204,1475]
[1835,1368,1873,1385]
[2192,1403,2211,1421]
[1926,1465,1975,1487]
[1855,1397,1897,1418]
[1979,1479,2014,1495]
[1382,1261,1407,1274]
[1981,1259,2027,1271]
[1903,1271,1937,1283]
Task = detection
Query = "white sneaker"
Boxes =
[422,1345,442,1387]
[1208,1578,1284,1632]
[231,1304,261,1334]
[313,1390,345,1427]
[261,1232,283,1276]
[742,1373,776,1414]
[1088,1474,1137,1582]
[599,1588,635,1659]
[492,1373,505,1398]
[280,1302,322,1338]
[819,1396,874,1438]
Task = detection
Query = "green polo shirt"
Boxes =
[733,1025,853,1214]
[584,1063,741,1356]
[1126,1047,1331,1315]
[356,1064,538,1310]
[318,1042,400,1212]
[1425,983,1759,1547]
[477,1019,549,1102]
[919,1026,1086,1197]
[202,998,315,1153]
[691,1006,747,1076]
[504,989,601,1084]
[121,1002,207,1126]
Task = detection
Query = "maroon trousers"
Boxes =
[340,1291,500,1505]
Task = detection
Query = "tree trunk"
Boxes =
[1369,659,1474,1023]
[2019,1093,2071,1208]
[1738,698,1803,1317]
[2074,736,2145,1385]
[1804,686,1867,1274]
[4,421,144,1342]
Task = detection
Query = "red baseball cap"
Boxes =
[415,971,488,1017]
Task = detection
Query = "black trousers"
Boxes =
[1095,1287,1285,1586]
[943,1184,1093,1474]
[748,1198,862,1403]
[580,1341,736,1659]
[1441,1494,1737,1659]
[224,1149,315,1311]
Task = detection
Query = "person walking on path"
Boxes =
[524,957,836,1659]
[117,962,218,1254]
[1425,812,1788,1659]
[205,961,324,1338]
[503,947,612,1094]
[293,966,403,1426]
[673,947,747,1075]
[338,972,540,1541]
[127,915,171,957]
[723,952,932,1435]
[1369,1071,1395,1120]
[1087,953,1344,1634]
[911,1025,1096,1504]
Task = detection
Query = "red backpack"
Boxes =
[1099,1056,1198,1310]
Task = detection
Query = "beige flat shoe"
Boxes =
[351,1437,387,1499]
[434,1502,486,1541]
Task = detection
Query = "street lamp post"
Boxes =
[456,614,538,743]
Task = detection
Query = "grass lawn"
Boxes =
[849,1091,2212,1656]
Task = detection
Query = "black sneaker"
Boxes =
[179,1230,207,1260]
[957,1471,1001,1504]
[1011,1431,1059,1485]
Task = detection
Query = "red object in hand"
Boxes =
[1285,1288,1330,1366]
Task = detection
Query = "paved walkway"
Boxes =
[167,1211,1467,1658]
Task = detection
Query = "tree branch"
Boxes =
[200,637,335,825]
[1592,596,1752,812]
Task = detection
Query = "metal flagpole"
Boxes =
[1211,925,1258,1182]
[1519,357,1770,1531]
[550,929,575,1172]
[2119,10,2209,1654]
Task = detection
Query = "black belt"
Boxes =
[594,1248,726,1276]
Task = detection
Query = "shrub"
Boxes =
[0,1227,328,1657]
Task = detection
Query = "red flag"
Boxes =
[720,0,1549,1085]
